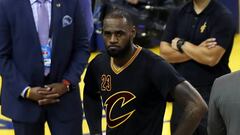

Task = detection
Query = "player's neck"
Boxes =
[193,0,210,14]
[113,45,137,67]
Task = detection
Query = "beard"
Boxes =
[106,40,132,58]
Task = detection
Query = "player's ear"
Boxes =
[131,25,136,39]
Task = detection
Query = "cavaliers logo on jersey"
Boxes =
[104,91,136,128]
[200,21,207,33]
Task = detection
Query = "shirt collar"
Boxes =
[186,0,214,16]
[30,0,52,5]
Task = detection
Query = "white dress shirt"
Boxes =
[30,0,52,31]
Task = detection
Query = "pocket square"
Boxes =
[62,15,72,28]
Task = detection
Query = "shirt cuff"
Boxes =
[21,86,30,98]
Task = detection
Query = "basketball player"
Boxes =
[83,8,207,135]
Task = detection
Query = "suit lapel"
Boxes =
[23,0,40,45]
[19,0,45,77]
[50,0,63,42]
[50,0,63,53]
[49,0,63,78]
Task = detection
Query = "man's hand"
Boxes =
[199,38,217,49]
[45,83,69,97]
[171,37,180,50]
[27,87,60,105]
[36,83,68,105]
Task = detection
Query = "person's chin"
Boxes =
[107,49,120,58]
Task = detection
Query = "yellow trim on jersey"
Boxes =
[162,102,173,135]
[110,46,142,75]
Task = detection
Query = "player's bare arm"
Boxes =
[172,81,208,135]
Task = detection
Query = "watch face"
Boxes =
[177,39,184,46]
[177,39,185,53]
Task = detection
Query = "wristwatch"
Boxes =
[176,39,185,53]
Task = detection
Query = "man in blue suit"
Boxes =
[0,0,93,135]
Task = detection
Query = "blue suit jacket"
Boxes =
[0,0,93,122]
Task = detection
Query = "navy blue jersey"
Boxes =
[84,46,184,135]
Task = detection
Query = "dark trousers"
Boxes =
[13,111,83,135]
[171,85,211,135]
[13,76,83,135]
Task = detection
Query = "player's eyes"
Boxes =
[103,32,111,37]
[103,31,125,38]
[115,31,125,37]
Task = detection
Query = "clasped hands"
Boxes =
[27,83,68,106]
[171,37,217,51]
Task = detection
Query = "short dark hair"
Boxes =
[103,8,134,26]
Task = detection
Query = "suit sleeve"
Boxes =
[0,2,29,98]
[208,79,226,135]
[63,0,94,85]
[83,60,103,135]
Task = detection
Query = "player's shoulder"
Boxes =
[141,48,166,63]
[141,48,160,59]
[88,53,109,67]
[140,48,171,70]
